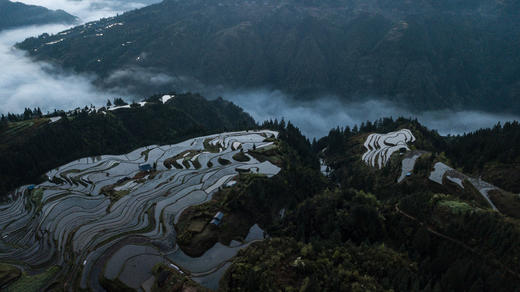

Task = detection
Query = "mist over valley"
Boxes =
[1,1,520,291]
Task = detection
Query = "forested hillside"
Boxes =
[1,105,520,290]
[17,0,520,113]
[446,121,520,193]
[0,0,76,30]
[0,93,255,199]
[216,117,520,291]
[204,117,520,291]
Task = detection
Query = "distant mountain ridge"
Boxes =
[16,0,520,113]
[0,0,77,30]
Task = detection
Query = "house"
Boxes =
[210,211,224,226]
[225,180,237,188]
[138,164,153,172]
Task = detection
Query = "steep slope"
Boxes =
[17,0,520,112]
[446,121,520,193]
[218,118,520,291]
[0,93,255,199]
[0,130,281,291]
[0,0,77,30]
[1,112,520,291]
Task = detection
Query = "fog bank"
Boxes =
[0,25,123,115]
[0,0,162,115]
[224,89,520,138]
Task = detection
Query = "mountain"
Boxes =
[16,0,520,113]
[0,111,519,291]
[0,0,77,30]
[0,93,255,198]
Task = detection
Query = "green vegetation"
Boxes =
[438,199,474,214]
[249,146,284,166]
[487,189,520,219]
[30,188,43,208]
[16,0,520,113]
[203,139,221,153]
[99,277,134,292]
[0,93,255,199]
[446,121,520,193]
[108,190,131,203]
[164,150,201,169]
[221,238,418,292]
[151,264,208,292]
[192,158,202,169]
[2,109,520,291]
[176,123,326,257]
[0,264,21,288]
[6,266,59,292]
[232,151,250,162]
[217,157,231,166]
[218,118,520,291]
[0,0,76,31]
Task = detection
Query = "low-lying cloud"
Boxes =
[223,89,520,138]
[1,1,518,137]
[0,25,125,115]
[0,0,163,115]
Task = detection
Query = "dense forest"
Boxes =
[446,121,520,192]
[2,98,520,291]
[214,118,520,291]
[17,0,520,113]
[0,93,255,199]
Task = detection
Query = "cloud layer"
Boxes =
[0,25,124,115]
[223,89,520,138]
[1,0,162,115]
[2,1,518,138]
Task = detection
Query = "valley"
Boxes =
[15,0,520,113]
[0,0,520,291]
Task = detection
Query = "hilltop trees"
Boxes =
[3,108,44,122]
[113,98,127,106]
[0,93,256,199]
[446,121,520,192]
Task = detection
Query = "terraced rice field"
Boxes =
[362,129,415,169]
[397,151,426,183]
[0,130,280,291]
[427,161,499,211]
[361,130,502,212]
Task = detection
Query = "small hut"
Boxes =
[210,211,224,226]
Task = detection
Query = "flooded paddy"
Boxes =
[0,130,279,291]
